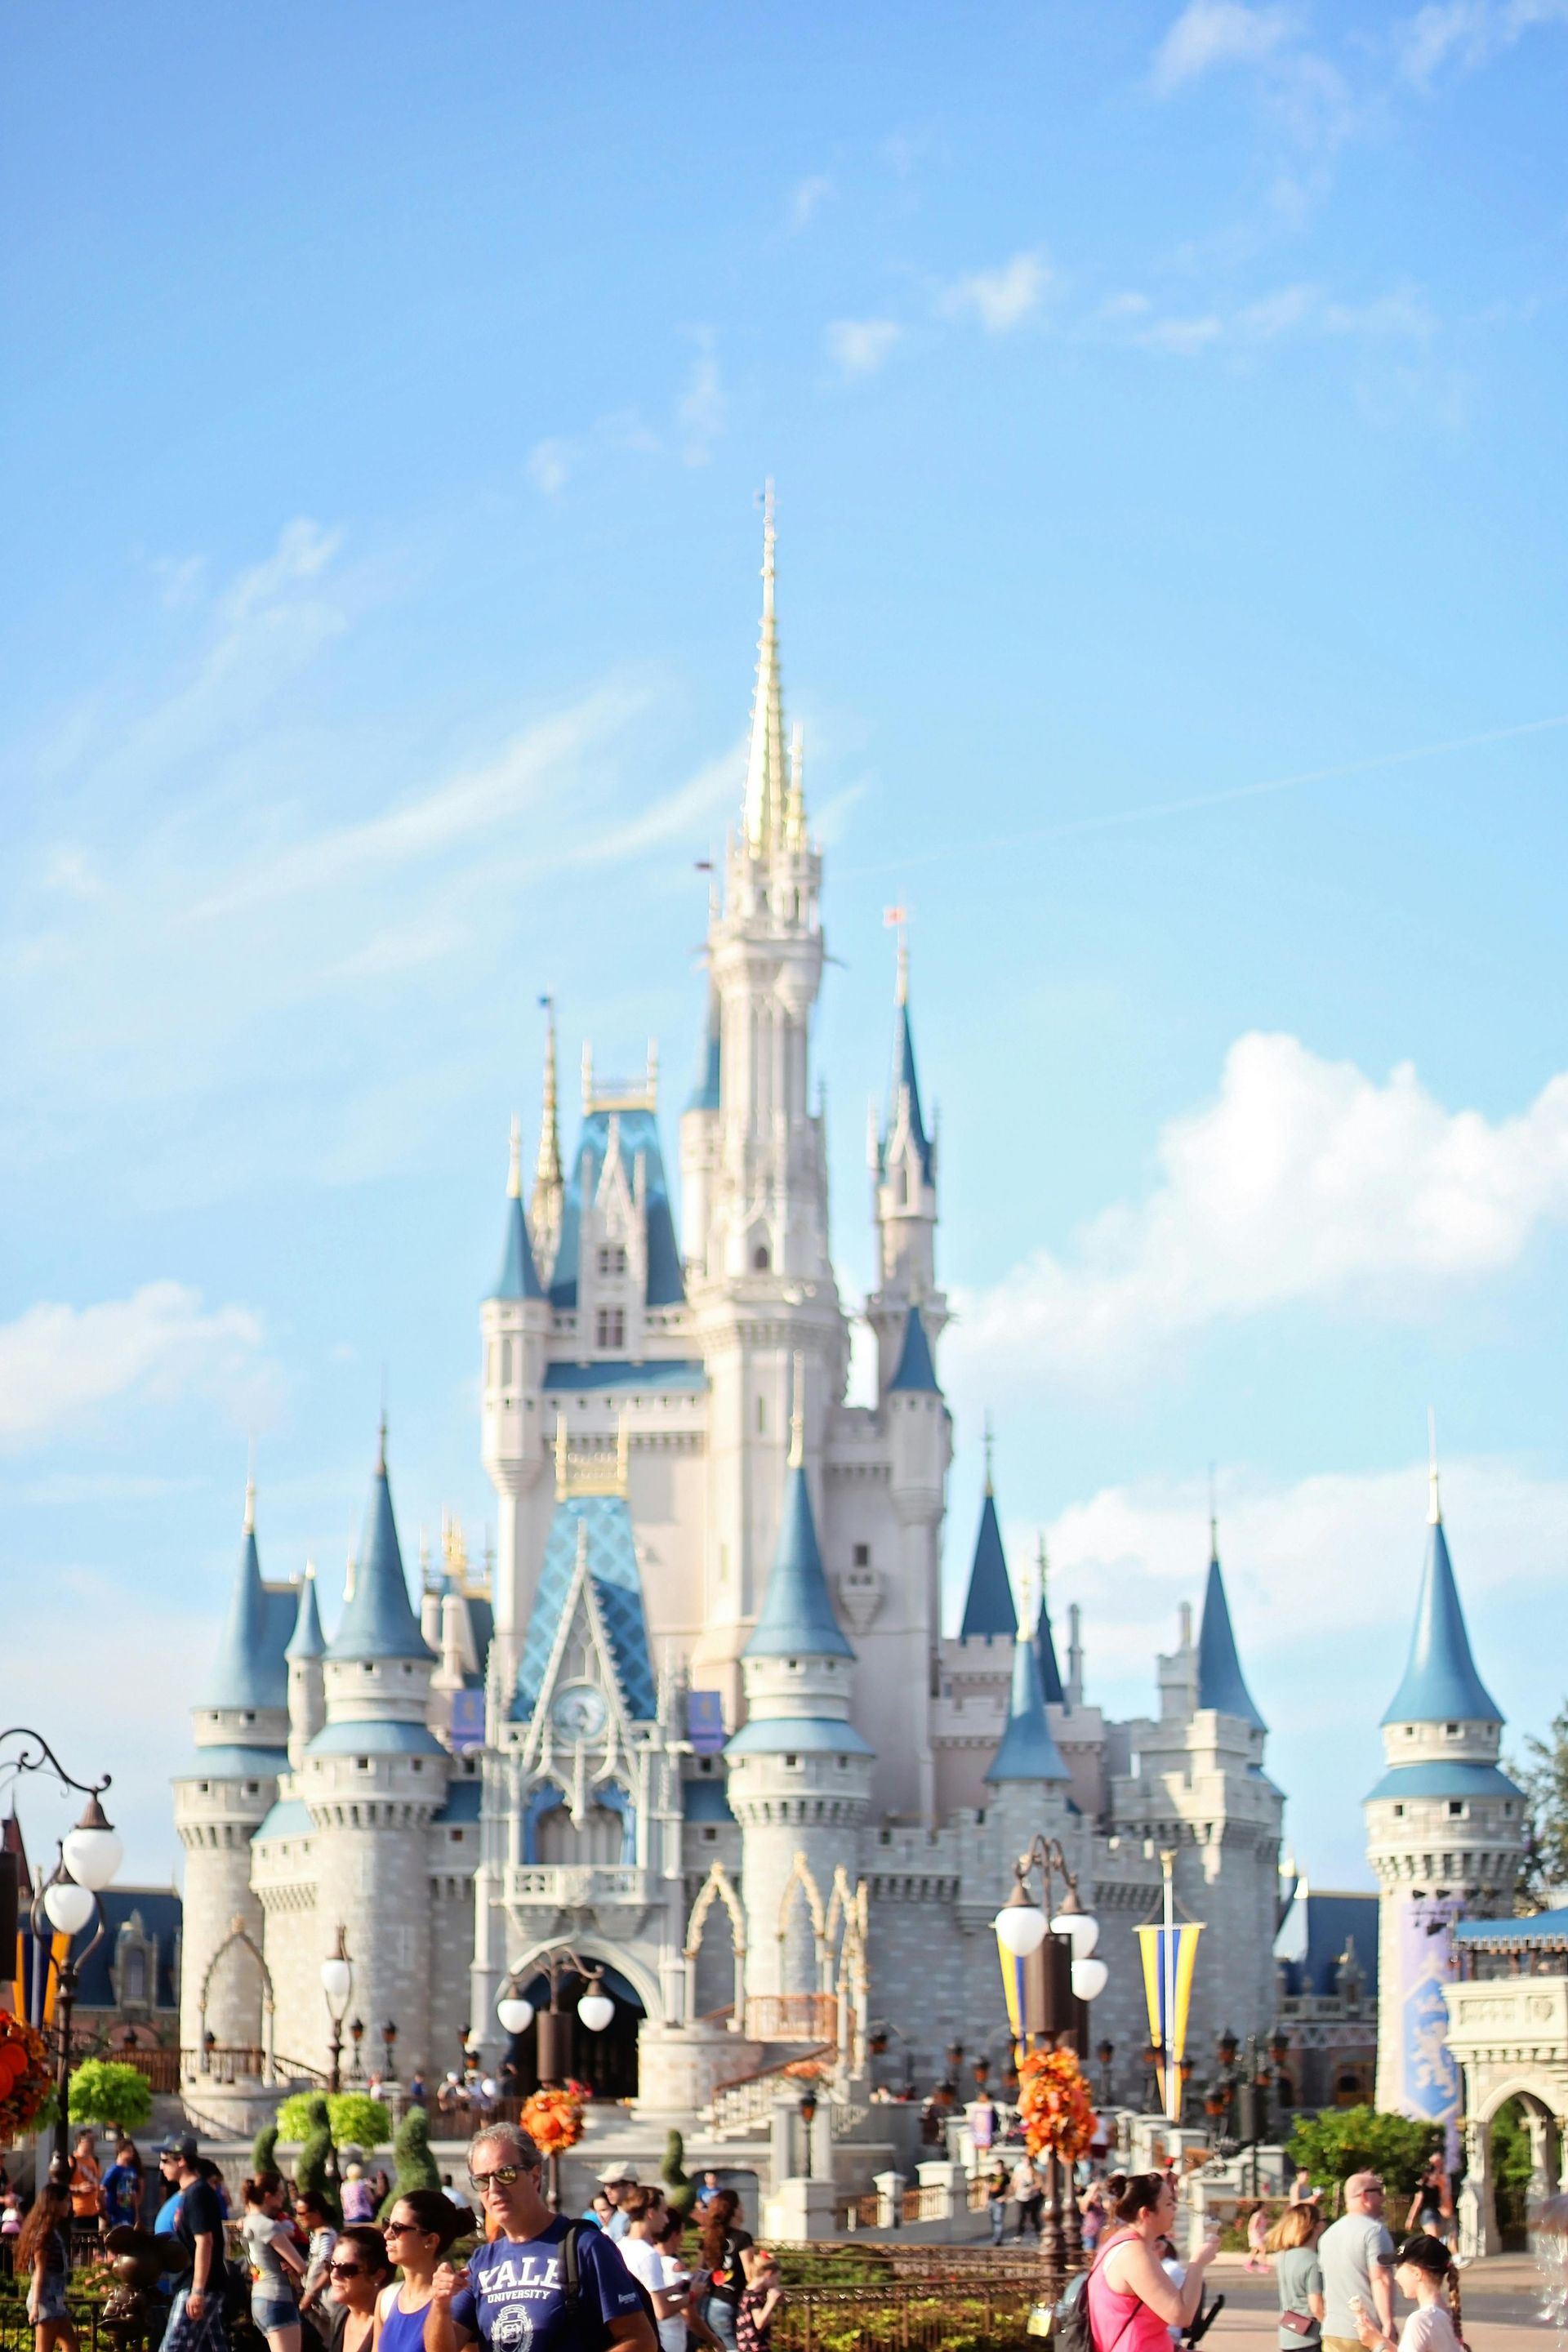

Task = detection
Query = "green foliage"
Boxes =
[252,2122,279,2176]
[276,2091,389,2149]
[292,2094,340,2227]
[660,2128,696,2222]
[378,2106,441,2218]
[1286,2105,1438,2200]
[67,2059,153,2131]
[1515,1702,1568,1908]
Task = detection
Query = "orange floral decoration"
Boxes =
[0,2012,54,2144]
[519,2082,586,2158]
[1017,2046,1098,2163]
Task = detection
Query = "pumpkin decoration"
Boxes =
[1016,2044,1098,2163]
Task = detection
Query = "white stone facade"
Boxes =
[174,504,1286,2104]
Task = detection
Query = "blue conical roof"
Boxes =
[285,1571,326,1662]
[744,1463,854,1660]
[327,1436,433,1664]
[491,1192,545,1301]
[889,1303,939,1393]
[1035,1592,1066,1706]
[202,1493,287,1711]
[986,1635,1071,1784]
[886,1000,933,1181]
[1196,1552,1266,1731]
[959,1487,1018,1640]
[1381,1517,1499,1726]
[687,991,721,1112]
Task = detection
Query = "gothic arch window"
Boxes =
[752,1244,770,1272]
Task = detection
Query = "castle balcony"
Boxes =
[501,1861,653,1917]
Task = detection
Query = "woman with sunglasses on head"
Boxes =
[380,2194,469,2352]
[326,2225,392,2352]
[425,2123,656,2352]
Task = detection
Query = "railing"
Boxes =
[78,2044,180,2092]
[900,2183,947,2224]
[180,2046,329,2087]
[742,1991,839,2042]
[773,2281,1037,2350]
[502,1864,649,1907]
[709,2043,836,2136]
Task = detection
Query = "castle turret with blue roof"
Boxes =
[1367,1430,1524,2117]
[481,1111,553,1704]
[174,1475,296,2064]
[726,1368,873,1996]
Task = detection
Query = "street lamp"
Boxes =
[381,2021,398,2079]
[319,1927,353,2094]
[12,1761,123,2184]
[798,2088,818,2181]
[495,1949,616,2089]
[349,2016,365,2080]
[992,1837,1102,2293]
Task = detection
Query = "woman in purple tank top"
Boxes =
[1086,2176,1220,2352]
[380,2191,472,2352]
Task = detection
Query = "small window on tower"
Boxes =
[702,1826,717,1844]
[1448,1800,1464,1816]
[753,1244,770,1272]
[598,1245,627,1278]
[596,1307,626,1349]
[1446,1723,1460,1737]
[785,1753,799,1769]
[1393,1803,1405,1817]
[853,1543,870,1567]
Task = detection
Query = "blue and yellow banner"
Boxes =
[997,1932,1032,2058]
[1136,1923,1203,2109]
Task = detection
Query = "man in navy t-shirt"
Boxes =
[425,2124,654,2352]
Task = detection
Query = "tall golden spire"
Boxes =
[742,482,791,853]
[530,994,564,1279]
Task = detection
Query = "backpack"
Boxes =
[1038,2236,1138,2352]
[559,2222,659,2347]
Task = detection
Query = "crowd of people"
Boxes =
[2,2124,782,2352]
[1065,2166,1464,2352]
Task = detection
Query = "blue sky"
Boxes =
[3,0,1567,1890]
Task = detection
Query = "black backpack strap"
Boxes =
[560,2221,581,2312]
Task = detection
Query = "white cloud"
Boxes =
[1152,1,1297,91]
[1396,0,1568,87]
[1105,280,1435,358]
[0,1282,274,1450]
[939,251,1052,334]
[1138,312,1226,354]
[788,174,833,231]
[527,437,576,497]
[677,332,726,466]
[826,318,903,380]
[947,1031,1568,1392]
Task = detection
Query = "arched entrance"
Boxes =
[504,1961,646,2100]
[1489,2091,1561,2248]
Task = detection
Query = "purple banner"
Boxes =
[1397,1893,1463,2124]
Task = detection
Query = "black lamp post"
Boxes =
[495,1951,616,2207]
[2,1743,123,2185]
[798,2088,818,2180]
[348,2016,365,2080]
[382,2020,398,2078]
[320,1927,352,2095]
[1096,2038,1115,2106]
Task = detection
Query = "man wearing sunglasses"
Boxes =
[425,2127,655,2352]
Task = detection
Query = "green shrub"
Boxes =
[1286,2105,1438,2201]
[277,2090,389,2149]
[252,2122,279,2176]
[292,2094,339,2225]
[68,2060,152,2132]
[378,2107,441,2218]
[660,2129,696,2222]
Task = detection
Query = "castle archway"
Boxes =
[501,1949,653,2101]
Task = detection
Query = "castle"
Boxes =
[174,501,1291,2115]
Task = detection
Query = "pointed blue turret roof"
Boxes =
[687,991,721,1113]
[744,1459,854,1660]
[884,956,933,1183]
[958,1475,1018,1640]
[1196,1546,1266,1731]
[889,1303,939,1393]
[285,1570,326,1662]
[985,1633,1071,1784]
[489,1118,546,1302]
[327,1431,434,1664]
[1035,1586,1066,1707]
[1381,1507,1499,1727]
[202,1480,288,1711]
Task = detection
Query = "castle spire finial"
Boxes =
[1209,1460,1218,1560]
[1036,1532,1049,1604]
[983,1411,994,1496]
[507,1113,523,1200]
[533,995,562,1194]
[789,1351,805,1470]
[742,483,788,853]
[1428,1405,1441,1526]
[243,1438,256,1535]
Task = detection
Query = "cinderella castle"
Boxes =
[175,499,1299,2118]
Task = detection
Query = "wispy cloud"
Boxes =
[1396,0,1568,87]
[825,318,903,380]
[1101,278,1435,356]
[1152,0,1298,92]
[938,250,1052,333]
[0,1282,275,1450]
[526,437,575,497]
[946,1031,1568,1396]
[787,173,833,231]
[676,330,726,466]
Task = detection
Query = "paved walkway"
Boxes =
[1197,2254,1552,2350]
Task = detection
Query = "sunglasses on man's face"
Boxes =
[468,2166,535,2194]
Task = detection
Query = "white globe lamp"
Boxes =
[993,1896,1048,1958]
[62,1796,122,1893]
[1053,1907,1100,1961]
[1071,1958,1109,2002]
[42,1875,95,1937]
[577,1990,614,2034]
[497,1993,535,2038]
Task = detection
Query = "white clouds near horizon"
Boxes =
[947,1031,1568,1394]
[0,1281,274,1450]
[1152,1,1298,93]
[939,251,1052,333]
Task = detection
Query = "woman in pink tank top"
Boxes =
[1086,2174,1220,2352]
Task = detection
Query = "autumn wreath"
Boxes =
[519,2080,587,2158]
[0,2011,54,2143]
[1017,2044,1097,2163]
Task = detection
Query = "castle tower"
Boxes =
[531,1000,566,1289]
[933,1453,1021,1815]
[866,942,947,1392]
[689,493,845,1711]
[880,1301,951,1821]
[285,1566,326,1768]
[299,1428,449,2074]
[173,1477,289,2056]
[1367,1437,1524,2118]
[727,1371,873,1999]
[678,986,722,1280]
[481,1116,552,1700]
